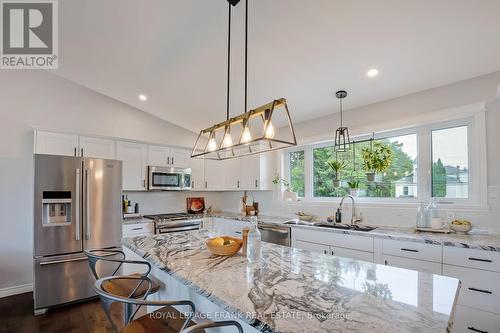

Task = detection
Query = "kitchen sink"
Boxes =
[315,223,377,232]
[284,219,319,226]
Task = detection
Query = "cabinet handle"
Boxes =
[237,180,240,188]
[400,248,419,253]
[192,181,194,188]
[467,327,488,333]
[323,250,327,254]
[384,260,388,265]
[131,227,142,231]
[468,257,492,263]
[142,179,146,188]
[235,231,242,235]
[331,250,335,255]
[74,147,77,156]
[167,156,170,164]
[205,181,208,188]
[81,148,84,156]
[255,179,258,188]
[172,156,174,165]
[468,287,492,294]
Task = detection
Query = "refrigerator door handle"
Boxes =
[85,169,91,240]
[39,257,88,266]
[75,169,81,241]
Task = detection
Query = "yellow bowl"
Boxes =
[206,236,243,256]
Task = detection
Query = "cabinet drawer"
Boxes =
[332,246,374,262]
[293,228,374,252]
[443,264,500,314]
[452,305,500,333]
[383,239,442,262]
[294,240,330,254]
[443,247,500,273]
[123,223,153,235]
[383,255,442,274]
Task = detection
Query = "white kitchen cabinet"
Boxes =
[452,305,500,333]
[34,130,79,156]
[147,145,190,168]
[224,158,241,189]
[116,141,148,191]
[382,239,442,263]
[213,218,248,237]
[294,240,330,254]
[122,222,154,238]
[291,228,374,262]
[170,148,190,168]
[147,145,171,167]
[443,246,500,273]
[190,158,205,190]
[240,153,272,190]
[382,255,442,274]
[79,136,116,159]
[204,159,226,190]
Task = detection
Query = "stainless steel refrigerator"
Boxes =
[33,154,122,313]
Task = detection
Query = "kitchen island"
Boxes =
[123,230,460,333]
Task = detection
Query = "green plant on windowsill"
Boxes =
[327,160,346,188]
[272,174,291,191]
[347,180,360,198]
[361,141,392,181]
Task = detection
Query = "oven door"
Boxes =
[148,166,181,190]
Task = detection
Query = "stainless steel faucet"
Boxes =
[338,195,361,225]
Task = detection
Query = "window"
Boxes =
[432,126,468,199]
[281,113,484,205]
[312,134,417,198]
[288,150,305,197]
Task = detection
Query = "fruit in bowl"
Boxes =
[450,219,472,234]
[206,236,243,256]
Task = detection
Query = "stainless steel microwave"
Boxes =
[148,166,191,191]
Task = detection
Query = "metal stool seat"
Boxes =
[94,275,244,333]
[85,248,162,298]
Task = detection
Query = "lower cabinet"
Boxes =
[383,255,442,274]
[212,218,249,237]
[452,305,500,333]
[122,222,154,238]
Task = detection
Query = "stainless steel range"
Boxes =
[144,213,202,234]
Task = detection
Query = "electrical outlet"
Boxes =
[446,211,456,222]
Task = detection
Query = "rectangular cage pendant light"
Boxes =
[191,98,297,160]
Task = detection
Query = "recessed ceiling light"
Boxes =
[138,94,147,101]
[366,68,379,78]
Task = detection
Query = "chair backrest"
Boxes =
[94,275,195,333]
[84,248,151,280]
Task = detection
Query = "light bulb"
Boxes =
[264,121,275,139]
[241,126,252,143]
[222,132,233,148]
[207,137,217,152]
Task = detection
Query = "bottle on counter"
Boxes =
[416,202,427,228]
[134,203,139,214]
[425,198,438,226]
[335,208,342,223]
[246,216,261,263]
[126,201,134,214]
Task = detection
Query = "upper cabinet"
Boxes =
[35,131,79,156]
[79,136,116,159]
[116,141,148,191]
[190,158,205,190]
[147,145,190,168]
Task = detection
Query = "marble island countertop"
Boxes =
[208,212,500,252]
[123,230,460,333]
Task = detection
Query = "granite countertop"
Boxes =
[123,231,460,333]
[208,212,500,252]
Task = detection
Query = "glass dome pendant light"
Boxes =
[334,90,351,152]
[190,0,297,160]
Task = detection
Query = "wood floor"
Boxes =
[0,292,122,333]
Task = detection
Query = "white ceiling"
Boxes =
[54,0,500,133]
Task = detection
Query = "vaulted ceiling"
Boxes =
[54,0,500,133]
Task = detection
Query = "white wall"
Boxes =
[212,72,500,232]
[0,71,203,294]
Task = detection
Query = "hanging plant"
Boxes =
[327,160,346,188]
[347,180,360,197]
[361,141,392,181]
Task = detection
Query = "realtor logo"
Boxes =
[1,0,58,69]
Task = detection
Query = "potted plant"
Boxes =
[272,174,297,201]
[327,160,346,188]
[347,180,360,198]
[361,141,392,181]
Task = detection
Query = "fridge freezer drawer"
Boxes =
[34,255,96,309]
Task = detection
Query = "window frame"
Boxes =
[279,112,487,209]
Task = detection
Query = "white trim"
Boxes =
[0,283,33,298]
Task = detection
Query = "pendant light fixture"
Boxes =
[191,0,297,160]
[334,90,351,152]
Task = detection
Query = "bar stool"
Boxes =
[84,248,162,298]
[94,275,244,333]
